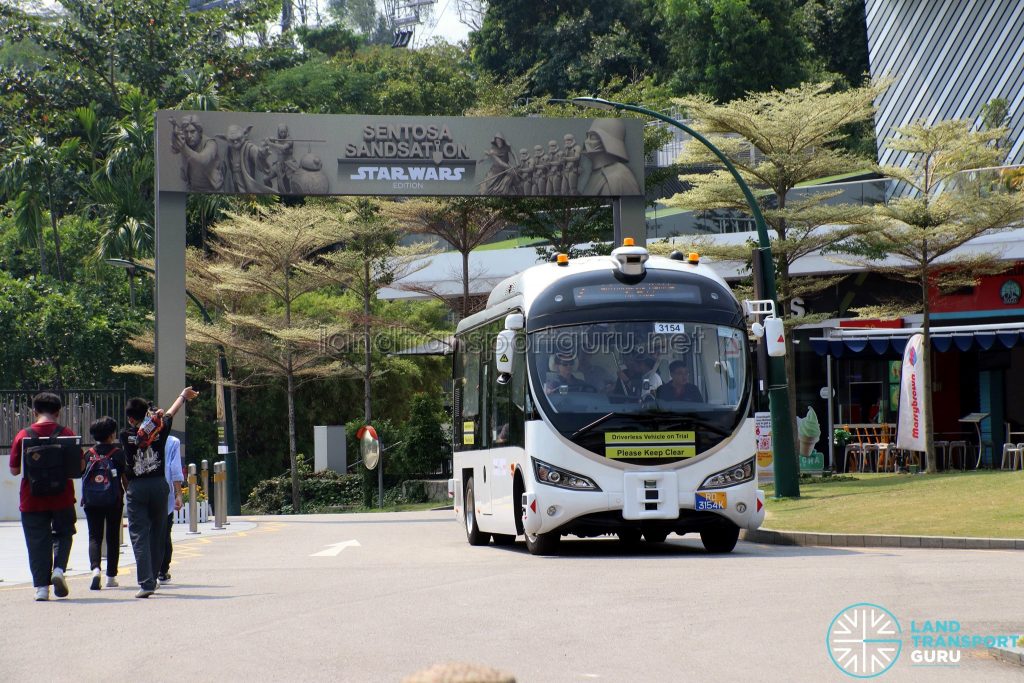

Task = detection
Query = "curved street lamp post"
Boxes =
[556,97,800,497]
[106,258,243,512]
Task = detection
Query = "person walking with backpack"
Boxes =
[120,387,197,598]
[7,393,82,601]
[81,417,127,590]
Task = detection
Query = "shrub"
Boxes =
[244,454,363,514]
[393,393,450,478]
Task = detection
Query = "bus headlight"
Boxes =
[700,458,755,489]
[532,458,601,491]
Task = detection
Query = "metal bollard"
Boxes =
[218,460,231,525]
[187,464,200,535]
[213,461,225,529]
[201,459,209,507]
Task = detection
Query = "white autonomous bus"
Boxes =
[451,239,777,555]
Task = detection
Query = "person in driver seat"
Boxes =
[656,361,704,402]
[545,352,591,395]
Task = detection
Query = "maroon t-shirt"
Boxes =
[8,420,77,512]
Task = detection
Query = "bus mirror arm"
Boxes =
[496,372,511,386]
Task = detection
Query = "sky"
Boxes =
[415,1,473,46]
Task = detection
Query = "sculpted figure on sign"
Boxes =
[169,115,223,192]
[481,132,519,195]
[220,124,274,194]
[562,133,582,195]
[582,119,641,196]
[264,124,298,193]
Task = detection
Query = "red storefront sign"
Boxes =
[930,262,1024,313]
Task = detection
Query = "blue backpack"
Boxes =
[81,448,121,508]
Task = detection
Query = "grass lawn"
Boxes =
[762,471,1024,538]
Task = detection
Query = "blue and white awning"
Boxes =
[809,323,1024,357]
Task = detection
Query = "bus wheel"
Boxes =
[492,534,516,546]
[525,531,560,556]
[617,528,641,545]
[643,530,669,543]
[464,478,490,546]
[700,523,739,553]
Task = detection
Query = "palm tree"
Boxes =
[0,132,80,281]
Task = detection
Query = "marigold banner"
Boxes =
[896,333,929,451]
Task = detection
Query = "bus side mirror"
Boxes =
[495,329,515,382]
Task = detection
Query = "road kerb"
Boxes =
[741,528,1024,551]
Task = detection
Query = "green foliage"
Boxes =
[245,455,363,514]
[236,44,477,115]
[296,23,363,57]
[663,0,812,101]
[801,0,870,87]
[471,0,666,98]
[392,393,451,478]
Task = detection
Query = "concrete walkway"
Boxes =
[742,526,1024,667]
[0,518,255,588]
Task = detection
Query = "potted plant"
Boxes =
[833,427,852,448]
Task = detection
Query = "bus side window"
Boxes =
[460,344,481,450]
[508,333,526,446]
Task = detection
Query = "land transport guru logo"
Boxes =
[826,603,1020,678]
[827,603,902,678]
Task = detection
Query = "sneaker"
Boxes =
[135,587,155,599]
[51,568,69,598]
[157,573,171,583]
[105,576,119,588]
[90,568,101,591]
[35,587,49,601]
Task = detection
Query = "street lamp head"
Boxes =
[568,97,619,112]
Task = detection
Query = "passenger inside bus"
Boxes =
[578,350,613,392]
[544,352,593,395]
[611,353,663,397]
[656,360,704,402]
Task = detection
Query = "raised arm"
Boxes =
[163,387,199,421]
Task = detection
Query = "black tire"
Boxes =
[464,478,490,546]
[492,533,516,546]
[617,528,642,545]
[643,529,669,543]
[700,523,740,553]
[525,530,561,555]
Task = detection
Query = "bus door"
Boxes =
[478,363,493,515]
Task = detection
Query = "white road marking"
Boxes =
[310,540,361,557]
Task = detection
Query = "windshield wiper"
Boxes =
[570,412,622,440]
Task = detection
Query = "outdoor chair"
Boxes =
[876,443,897,472]
[948,441,968,471]
[933,440,949,470]
[860,443,879,472]
[999,443,1021,470]
[844,442,866,473]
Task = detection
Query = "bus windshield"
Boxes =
[528,321,749,459]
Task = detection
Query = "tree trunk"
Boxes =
[921,269,937,474]
[37,230,48,276]
[461,248,470,320]
[128,272,136,308]
[287,368,301,512]
[49,212,64,283]
[363,261,373,424]
[281,0,293,32]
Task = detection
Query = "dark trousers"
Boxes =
[126,477,168,590]
[160,512,173,575]
[20,506,77,588]
[84,504,123,576]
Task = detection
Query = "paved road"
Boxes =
[0,510,1020,682]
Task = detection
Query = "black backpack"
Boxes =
[82,447,122,508]
[22,425,71,497]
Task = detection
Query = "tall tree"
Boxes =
[837,120,1024,473]
[801,0,870,87]
[661,80,884,452]
[0,130,81,281]
[316,198,434,429]
[391,197,509,320]
[187,204,348,512]
[662,0,811,101]
[471,0,666,97]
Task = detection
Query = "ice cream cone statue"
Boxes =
[798,407,821,456]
